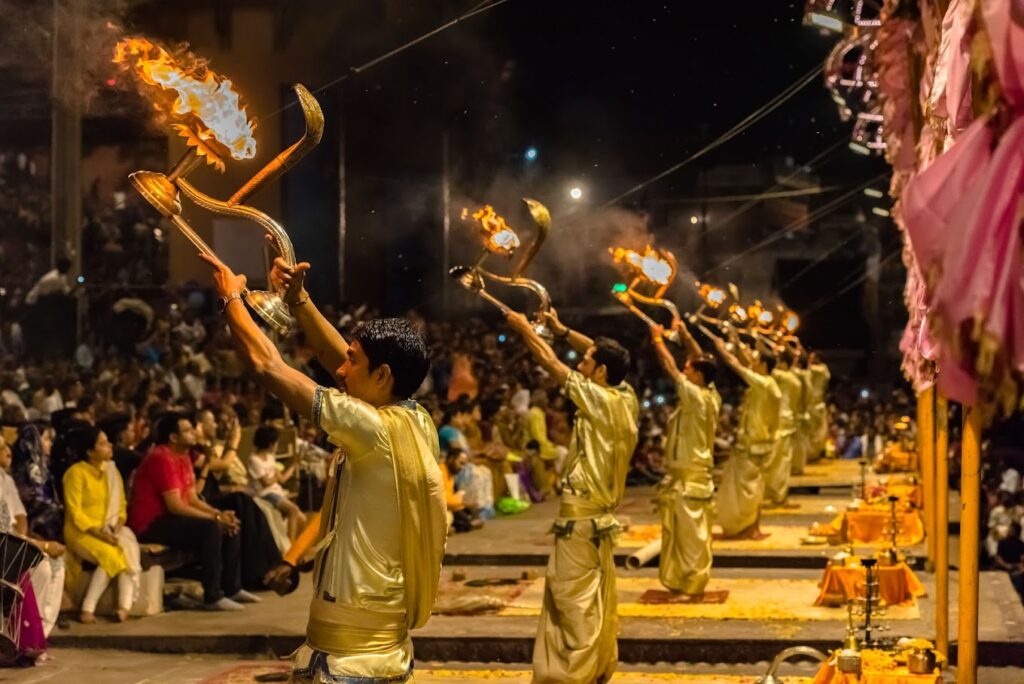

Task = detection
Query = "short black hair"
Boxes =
[154,411,188,446]
[253,425,279,451]
[777,348,795,367]
[260,401,285,423]
[56,257,72,273]
[759,349,777,373]
[688,354,718,386]
[352,318,430,399]
[592,337,630,385]
[100,414,132,444]
[526,439,540,451]
[65,425,102,461]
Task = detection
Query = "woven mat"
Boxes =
[639,589,730,605]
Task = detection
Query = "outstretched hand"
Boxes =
[200,254,247,299]
[541,308,567,336]
[269,255,311,305]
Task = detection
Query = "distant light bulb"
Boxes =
[498,334,507,343]
[689,215,699,225]
[569,187,583,200]
[76,275,85,284]
[642,399,652,410]
[524,147,538,161]
[566,350,578,361]
[860,389,870,399]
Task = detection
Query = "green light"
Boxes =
[612,283,628,293]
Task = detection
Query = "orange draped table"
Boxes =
[830,506,925,546]
[815,561,926,606]
[875,444,918,473]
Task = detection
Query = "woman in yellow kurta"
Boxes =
[63,427,140,623]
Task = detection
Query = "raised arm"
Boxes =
[271,256,349,375]
[543,309,593,354]
[672,318,703,359]
[506,311,572,386]
[703,325,751,381]
[650,324,683,384]
[204,255,317,420]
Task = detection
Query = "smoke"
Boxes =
[0,0,129,110]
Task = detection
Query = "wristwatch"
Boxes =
[219,290,246,313]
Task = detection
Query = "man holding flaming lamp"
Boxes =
[648,319,721,595]
[504,307,638,684]
[204,258,446,683]
[705,328,782,539]
[764,349,802,507]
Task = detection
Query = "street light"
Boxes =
[690,215,699,225]
[569,186,583,201]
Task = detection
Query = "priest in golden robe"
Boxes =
[765,349,801,506]
[206,255,447,684]
[790,354,814,473]
[648,320,721,595]
[807,351,831,460]
[708,330,781,538]
[505,308,638,684]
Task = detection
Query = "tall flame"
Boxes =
[113,37,257,169]
[610,246,673,286]
[464,205,521,256]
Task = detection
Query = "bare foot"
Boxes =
[116,609,129,622]
[79,612,96,624]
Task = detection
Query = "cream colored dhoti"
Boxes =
[715,446,769,537]
[764,432,795,505]
[532,518,618,684]
[656,476,712,594]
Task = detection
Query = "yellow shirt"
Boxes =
[308,389,440,678]
[527,406,560,461]
[793,367,812,423]
[560,371,639,524]
[663,377,721,498]
[809,363,830,407]
[771,368,802,436]
[736,367,782,455]
[63,460,130,576]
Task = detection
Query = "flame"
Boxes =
[466,205,521,256]
[782,310,800,333]
[610,246,673,286]
[697,282,727,308]
[728,304,749,323]
[113,37,257,170]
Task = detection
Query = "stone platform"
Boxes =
[443,486,926,569]
[49,568,1024,667]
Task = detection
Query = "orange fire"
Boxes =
[697,282,727,308]
[113,37,257,170]
[781,309,800,333]
[610,246,673,286]
[465,205,520,256]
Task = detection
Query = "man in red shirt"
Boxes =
[128,412,252,611]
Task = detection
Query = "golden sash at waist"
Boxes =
[558,494,614,520]
[306,599,408,657]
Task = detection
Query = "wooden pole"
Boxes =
[918,387,936,568]
[957,404,981,684]
[934,395,949,656]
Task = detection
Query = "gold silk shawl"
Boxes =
[379,403,447,630]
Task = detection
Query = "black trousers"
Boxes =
[206,491,283,590]
[140,514,242,603]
